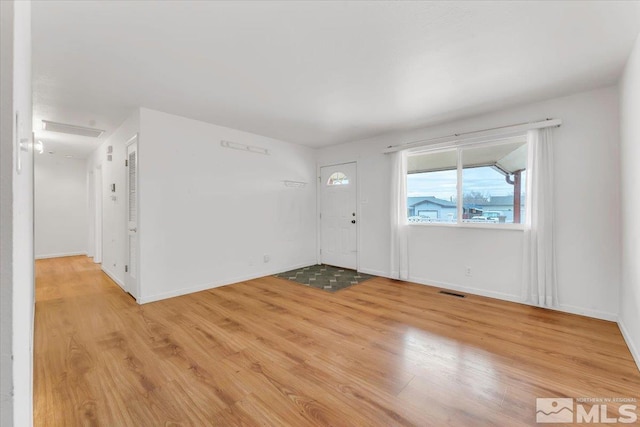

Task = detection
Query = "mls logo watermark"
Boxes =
[536,398,574,423]
[536,397,638,424]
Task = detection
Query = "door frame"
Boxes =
[316,160,359,270]
[94,165,103,263]
[125,133,139,299]
[86,170,95,258]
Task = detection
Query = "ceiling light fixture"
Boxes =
[42,120,105,138]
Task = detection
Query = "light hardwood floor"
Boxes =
[34,256,639,426]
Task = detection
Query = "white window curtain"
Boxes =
[523,127,558,307]
[390,150,409,280]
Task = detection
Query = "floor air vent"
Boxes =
[439,290,466,298]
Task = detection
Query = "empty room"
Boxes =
[2,1,640,426]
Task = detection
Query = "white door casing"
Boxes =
[87,170,95,258]
[94,166,102,263]
[320,162,357,269]
[125,135,138,296]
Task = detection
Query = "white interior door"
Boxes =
[125,135,138,296]
[320,162,357,269]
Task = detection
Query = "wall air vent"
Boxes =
[42,120,105,138]
[439,290,466,298]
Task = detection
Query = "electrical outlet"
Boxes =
[263,254,270,263]
[465,267,472,276]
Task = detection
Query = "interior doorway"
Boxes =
[125,135,138,297]
[319,162,357,269]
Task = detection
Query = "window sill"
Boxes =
[407,222,526,231]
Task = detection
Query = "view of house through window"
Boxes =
[406,138,528,225]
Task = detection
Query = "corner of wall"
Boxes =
[618,31,640,372]
[619,318,640,373]
[86,109,141,297]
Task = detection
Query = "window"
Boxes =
[406,137,527,225]
[327,172,350,186]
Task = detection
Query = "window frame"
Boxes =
[406,136,528,230]
[326,171,350,186]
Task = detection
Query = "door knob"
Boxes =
[351,220,356,224]
[129,227,137,232]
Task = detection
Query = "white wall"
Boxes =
[0,1,34,426]
[137,108,317,303]
[619,33,640,369]
[318,86,621,321]
[409,226,525,302]
[35,155,87,258]
[0,3,15,424]
[87,110,139,295]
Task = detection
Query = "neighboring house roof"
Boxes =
[409,196,456,208]
[407,197,431,206]
[482,195,514,206]
[464,195,518,210]
[409,195,517,210]
[489,195,513,204]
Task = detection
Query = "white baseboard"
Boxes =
[358,267,392,279]
[407,276,618,322]
[555,303,617,322]
[409,276,526,304]
[618,319,640,372]
[137,260,317,304]
[35,251,86,260]
[101,266,126,291]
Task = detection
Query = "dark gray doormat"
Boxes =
[274,264,376,292]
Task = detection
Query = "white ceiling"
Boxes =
[32,1,640,156]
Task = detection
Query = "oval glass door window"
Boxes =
[327,172,349,186]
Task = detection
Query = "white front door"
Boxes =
[320,162,357,269]
[125,135,138,296]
